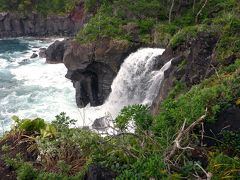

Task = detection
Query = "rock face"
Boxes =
[39,48,46,58]
[45,39,71,63]
[63,38,141,107]
[151,32,219,114]
[30,53,38,58]
[0,3,90,38]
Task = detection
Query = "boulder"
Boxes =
[92,114,112,130]
[84,165,117,180]
[45,39,70,63]
[63,38,141,107]
[30,53,38,59]
[39,48,46,58]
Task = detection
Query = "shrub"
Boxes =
[12,116,46,133]
[115,104,153,131]
[76,5,126,43]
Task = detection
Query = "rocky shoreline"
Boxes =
[0,3,90,38]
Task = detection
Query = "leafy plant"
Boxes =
[52,112,76,131]
[12,116,46,133]
[115,104,153,131]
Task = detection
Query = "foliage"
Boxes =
[169,24,210,48]
[77,0,169,44]
[77,5,127,43]
[52,112,77,131]
[0,0,240,179]
[115,104,153,131]
[213,14,240,62]
[12,116,46,133]
[76,0,240,59]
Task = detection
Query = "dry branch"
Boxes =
[169,0,175,23]
[195,0,208,23]
[165,108,207,162]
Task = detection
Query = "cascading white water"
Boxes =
[77,48,172,127]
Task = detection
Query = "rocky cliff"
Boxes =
[0,3,90,38]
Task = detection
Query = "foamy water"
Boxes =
[0,38,81,134]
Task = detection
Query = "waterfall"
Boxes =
[78,48,172,127]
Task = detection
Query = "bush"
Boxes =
[12,116,46,133]
[115,104,153,131]
[77,5,126,43]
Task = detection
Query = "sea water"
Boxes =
[0,38,80,134]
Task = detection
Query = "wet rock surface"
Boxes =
[30,53,38,58]
[46,39,71,63]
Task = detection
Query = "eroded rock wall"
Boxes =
[0,3,90,38]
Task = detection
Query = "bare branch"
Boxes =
[165,108,207,162]
[169,0,175,23]
[195,163,212,180]
[195,0,208,23]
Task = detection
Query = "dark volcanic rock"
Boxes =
[30,53,38,58]
[151,32,219,114]
[46,39,70,63]
[92,117,108,130]
[63,38,141,107]
[39,48,46,58]
[84,165,117,180]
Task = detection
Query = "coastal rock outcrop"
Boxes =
[45,39,71,63]
[63,38,141,107]
[0,3,90,38]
